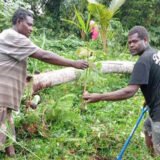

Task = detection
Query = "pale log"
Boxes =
[101,61,134,74]
[32,61,135,92]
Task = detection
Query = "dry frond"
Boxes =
[109,0,125,13]
[88,0,98,4]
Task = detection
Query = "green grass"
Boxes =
[0,33,158,160]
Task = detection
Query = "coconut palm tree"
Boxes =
[88,0,125,52]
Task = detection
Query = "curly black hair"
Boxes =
[12,8,33,25]
[128,26,149,40]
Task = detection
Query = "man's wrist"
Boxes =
[96,94,103,101]
[99,94,106,101]
[70,60,76,68]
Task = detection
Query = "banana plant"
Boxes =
[88,0,125,52]
[62,7,92,41]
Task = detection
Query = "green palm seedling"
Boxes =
[88,0,125,52]
[62,7,92,41]
[75,47,97,112]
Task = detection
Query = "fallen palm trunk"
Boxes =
[100,61,134,74]
[32,61,135,92]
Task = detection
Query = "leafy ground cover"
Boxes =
[0,30,159,160]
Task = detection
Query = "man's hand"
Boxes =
[83,91,101,103]
[72,60,89,69]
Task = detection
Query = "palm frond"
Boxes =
[88,3,113,29]
[109,0,125,13]
[74,7,86,31]
[62,19,81,29]
[86,13,91,32]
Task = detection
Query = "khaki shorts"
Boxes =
[0,107,16,150]
[144,116,160,155]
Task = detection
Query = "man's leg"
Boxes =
[145,134,154,156]
[151,120,160,156]
[5,109,16,157]
[143,116,154,156]
[0,107,16,157]
[0,107,8,150]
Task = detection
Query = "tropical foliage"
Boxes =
[62,7,91,41]
[88,0,125,52]
[0,0,159,159]
[0,0,29,31]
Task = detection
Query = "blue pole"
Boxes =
[116,106,149,160]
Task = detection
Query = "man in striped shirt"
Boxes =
[0,8,88,157]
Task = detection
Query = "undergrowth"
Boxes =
[0,29,158,160]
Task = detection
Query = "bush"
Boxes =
[0,0,30,32]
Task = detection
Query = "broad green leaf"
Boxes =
[86,13,91,33]
[74,7,86,31]
[62,18,81,29]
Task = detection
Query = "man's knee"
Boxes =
[143,116,152,136]
[153,143,160,155]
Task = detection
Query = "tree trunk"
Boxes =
[101,30,107,53]
[81,30,86,41]
[100,61,134,74]
[32,67,78,92]
[31,61,135,92]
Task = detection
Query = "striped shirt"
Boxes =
[0,28,39,110]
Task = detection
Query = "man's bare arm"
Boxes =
[83,85,140,103]
[30,49,88,69]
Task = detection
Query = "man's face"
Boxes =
[17,16,33,38]
[128,33,148,56]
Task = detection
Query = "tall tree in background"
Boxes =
[98,0,160,47]
[16,0,160,46]
[115,0,160,46]
[115,0,159,28]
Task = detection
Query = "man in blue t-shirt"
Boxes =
[83,26,160,156]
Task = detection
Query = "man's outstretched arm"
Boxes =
[83,85,140,103]
[30,48,89,69]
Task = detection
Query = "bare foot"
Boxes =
[5,145,16,157]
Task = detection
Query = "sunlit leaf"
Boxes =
[74,7,86,31]
[76,47,96,58]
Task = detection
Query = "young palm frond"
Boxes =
[88,0,125,52]
[88,3,113,31]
